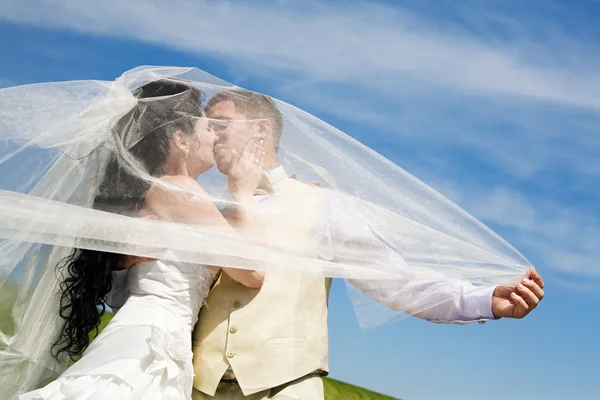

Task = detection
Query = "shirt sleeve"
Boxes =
[314,191,497,324]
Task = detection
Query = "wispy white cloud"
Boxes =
[464,187,600,276]
[283,81,600,207]
[555,279,600,296]
[422,175,600,276]
[1,0,600,108]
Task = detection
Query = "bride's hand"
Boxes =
[225,136,266,288]
[228,134,265,202]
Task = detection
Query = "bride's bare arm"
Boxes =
[144,174,264,288]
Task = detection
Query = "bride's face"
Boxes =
[185,117,216,177]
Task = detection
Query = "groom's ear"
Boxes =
[256,119,271,137]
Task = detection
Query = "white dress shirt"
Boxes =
[107,166,496,323]
[255,166,496,324]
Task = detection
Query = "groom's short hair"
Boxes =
[206,90,284,151]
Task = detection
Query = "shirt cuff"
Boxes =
[462,285,497,321]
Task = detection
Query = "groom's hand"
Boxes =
[492,267,544,319]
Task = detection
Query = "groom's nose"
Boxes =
[215,127,228,141]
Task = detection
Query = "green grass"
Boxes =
[323,377,399,399]
[1,299,399,399]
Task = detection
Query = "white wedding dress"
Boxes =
[19,260,219,400]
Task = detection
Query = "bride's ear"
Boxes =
[172,130,189,152]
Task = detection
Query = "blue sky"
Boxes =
[0,0,599,399]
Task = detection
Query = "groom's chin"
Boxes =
[215,158,231,175]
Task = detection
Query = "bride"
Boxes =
[19,79,264,399]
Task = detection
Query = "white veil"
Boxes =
[0,66,531,395]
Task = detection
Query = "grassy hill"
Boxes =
[323,377,398,399]
[1,299,399,399]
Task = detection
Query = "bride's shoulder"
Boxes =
[158,174,200,189]
[146,175,209,206]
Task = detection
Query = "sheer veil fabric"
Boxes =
[0,66,531,395]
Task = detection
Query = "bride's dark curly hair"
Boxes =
[51,79,204,361]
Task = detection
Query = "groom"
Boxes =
[190,90,545,399]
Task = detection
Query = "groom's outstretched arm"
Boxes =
[314,192,543,323]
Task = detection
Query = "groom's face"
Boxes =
[207,100,255,175]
